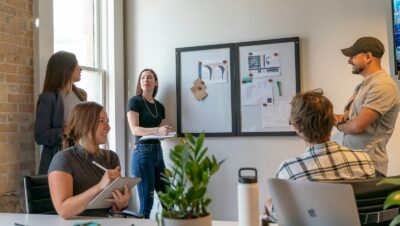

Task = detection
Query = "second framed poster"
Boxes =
[236,37,300,136]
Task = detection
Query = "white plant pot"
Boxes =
[162,214,212,226]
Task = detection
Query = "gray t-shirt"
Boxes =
[48,145,120,195]
[343,70,400,175]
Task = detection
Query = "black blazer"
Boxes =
[34,92,64,174]
[34,92,64,147]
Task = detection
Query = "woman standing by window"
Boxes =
[126,69,171,218]
[34,51,87,175]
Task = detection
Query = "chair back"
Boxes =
[322,176,400,226]
[23,175,56,214]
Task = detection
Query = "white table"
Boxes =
[0,213,156,226]
[212,221,278,226]
[0,213,278,226]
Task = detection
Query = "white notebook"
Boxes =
[86,177,141,209]
[139,132,176,141]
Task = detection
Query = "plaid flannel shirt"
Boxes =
[276,141,375,181]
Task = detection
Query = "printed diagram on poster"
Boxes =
[199,59,229,84]
[248,50,281,77]
[261,101,291,128]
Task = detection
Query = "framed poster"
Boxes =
[235,37,300,136]
[176,44,236,137]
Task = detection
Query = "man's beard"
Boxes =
[352,65,364,74]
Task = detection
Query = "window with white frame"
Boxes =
[35,0,125,175]
[53,0,105,106]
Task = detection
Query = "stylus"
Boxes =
[92,161,107,172]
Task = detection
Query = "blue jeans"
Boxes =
[131,144,166,219]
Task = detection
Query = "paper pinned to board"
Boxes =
[191,78,208,101]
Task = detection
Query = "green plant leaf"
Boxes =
[194,132,205,155]
[377,178,400,186]
[383,190,400,209]
[186,133,195,144]
[196,147,207,162]
[159,132,224,219]
[202,171,209,184]
[389,215,400,226]
[195,187,206,199]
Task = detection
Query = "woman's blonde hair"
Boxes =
[64,102,108,158]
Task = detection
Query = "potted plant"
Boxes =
[157,132,225,226]
[378,178,400,226]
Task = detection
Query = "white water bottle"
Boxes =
[238,168,259,226]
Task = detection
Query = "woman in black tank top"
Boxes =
[126,69,172,218]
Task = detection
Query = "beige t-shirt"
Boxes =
[343,70,400,175]
[62,91,81,125]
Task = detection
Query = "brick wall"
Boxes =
[0,0,35,212]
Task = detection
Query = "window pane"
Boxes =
[53,0,95,67]
[75,70,103,105]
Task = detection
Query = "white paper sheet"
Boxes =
[261,101,291,127]
[241,79,274,106]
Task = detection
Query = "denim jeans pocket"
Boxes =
[134,144,153,154]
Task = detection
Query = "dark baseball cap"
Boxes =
[341,37,384,58]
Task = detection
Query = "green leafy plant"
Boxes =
[158,132,225,219]
[378,178,400,226]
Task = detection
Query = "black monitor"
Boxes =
[392,0,400,76]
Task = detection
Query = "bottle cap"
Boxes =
[238,168,258,184]
[239,175,257,183]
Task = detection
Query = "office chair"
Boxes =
[23,175,57,214]
[323,176,400,226]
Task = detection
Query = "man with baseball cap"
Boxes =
[335,36,400,177]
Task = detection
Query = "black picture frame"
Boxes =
[235,37,300,136]
[176,44,236,137]
[176,37,300,137]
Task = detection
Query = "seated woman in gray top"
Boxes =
[48,102,131,219]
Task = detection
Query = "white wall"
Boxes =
[124,0,400,221]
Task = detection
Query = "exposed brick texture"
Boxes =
[0,0,34,212]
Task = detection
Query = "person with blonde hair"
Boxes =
[265,90,375,219]
[48,102,131,219]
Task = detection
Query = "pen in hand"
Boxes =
[92,161,107,172]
